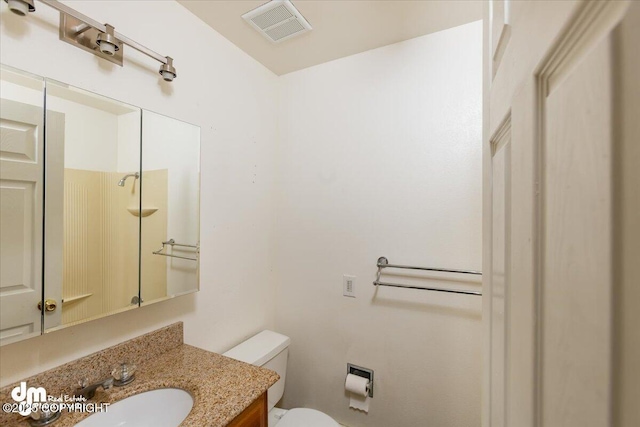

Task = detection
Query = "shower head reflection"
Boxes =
[117,172,139,187]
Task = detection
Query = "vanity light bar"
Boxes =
[3,0,177,82]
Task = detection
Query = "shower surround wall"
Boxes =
[60,168,159,326]
[275,21,482,427]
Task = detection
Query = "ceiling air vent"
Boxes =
[242,0,312,43]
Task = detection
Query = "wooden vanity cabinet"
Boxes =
[228,392,268,427]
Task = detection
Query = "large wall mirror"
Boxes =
[0,65,200,345]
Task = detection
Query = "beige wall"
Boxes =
[275,22,482,427]
[0,0,279,386]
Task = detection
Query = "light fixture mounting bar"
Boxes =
[38,0,170,66]
[59,13,123,65]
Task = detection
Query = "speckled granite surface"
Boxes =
[0,323,279,426]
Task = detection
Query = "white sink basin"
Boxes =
[75,388,193,427]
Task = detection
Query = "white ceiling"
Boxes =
[178,0,483,75]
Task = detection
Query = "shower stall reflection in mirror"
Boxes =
[0,64,201,345]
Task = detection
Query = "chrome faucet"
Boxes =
[76,377,114,400]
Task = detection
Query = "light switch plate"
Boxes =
[343,275,356,297]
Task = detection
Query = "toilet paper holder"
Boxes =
[347,363,374,397]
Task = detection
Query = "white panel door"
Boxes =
[0,98,43,345]
[489,118,510,427]
[484,1,640,426]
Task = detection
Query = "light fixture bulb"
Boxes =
[159,56,177,82]
[96,23,120,57]
[4,0,35,16]
[161,70,174,82]
[99,41,116,56]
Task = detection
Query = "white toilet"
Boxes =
[224,330,340,427]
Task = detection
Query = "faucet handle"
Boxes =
[29,404,61,425]
[112,362,136,386]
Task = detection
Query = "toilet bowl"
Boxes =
[276,408,340,427]
[223,330,340,427]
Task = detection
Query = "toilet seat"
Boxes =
[276,408,340,427]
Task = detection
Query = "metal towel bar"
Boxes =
[373,257,482,296]
[152,239,199,261]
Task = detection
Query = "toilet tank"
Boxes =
[223,330,290,410]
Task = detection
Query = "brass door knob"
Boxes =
[37,299,57,312]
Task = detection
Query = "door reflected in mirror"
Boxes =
[141,110,200,305]
[0,65,45,345]
[44,80,142,332]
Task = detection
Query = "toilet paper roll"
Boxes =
[345,374,371,413]
[345,374,369,396]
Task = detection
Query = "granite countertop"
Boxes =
[63,344,280,426]
[0,324,279,427]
